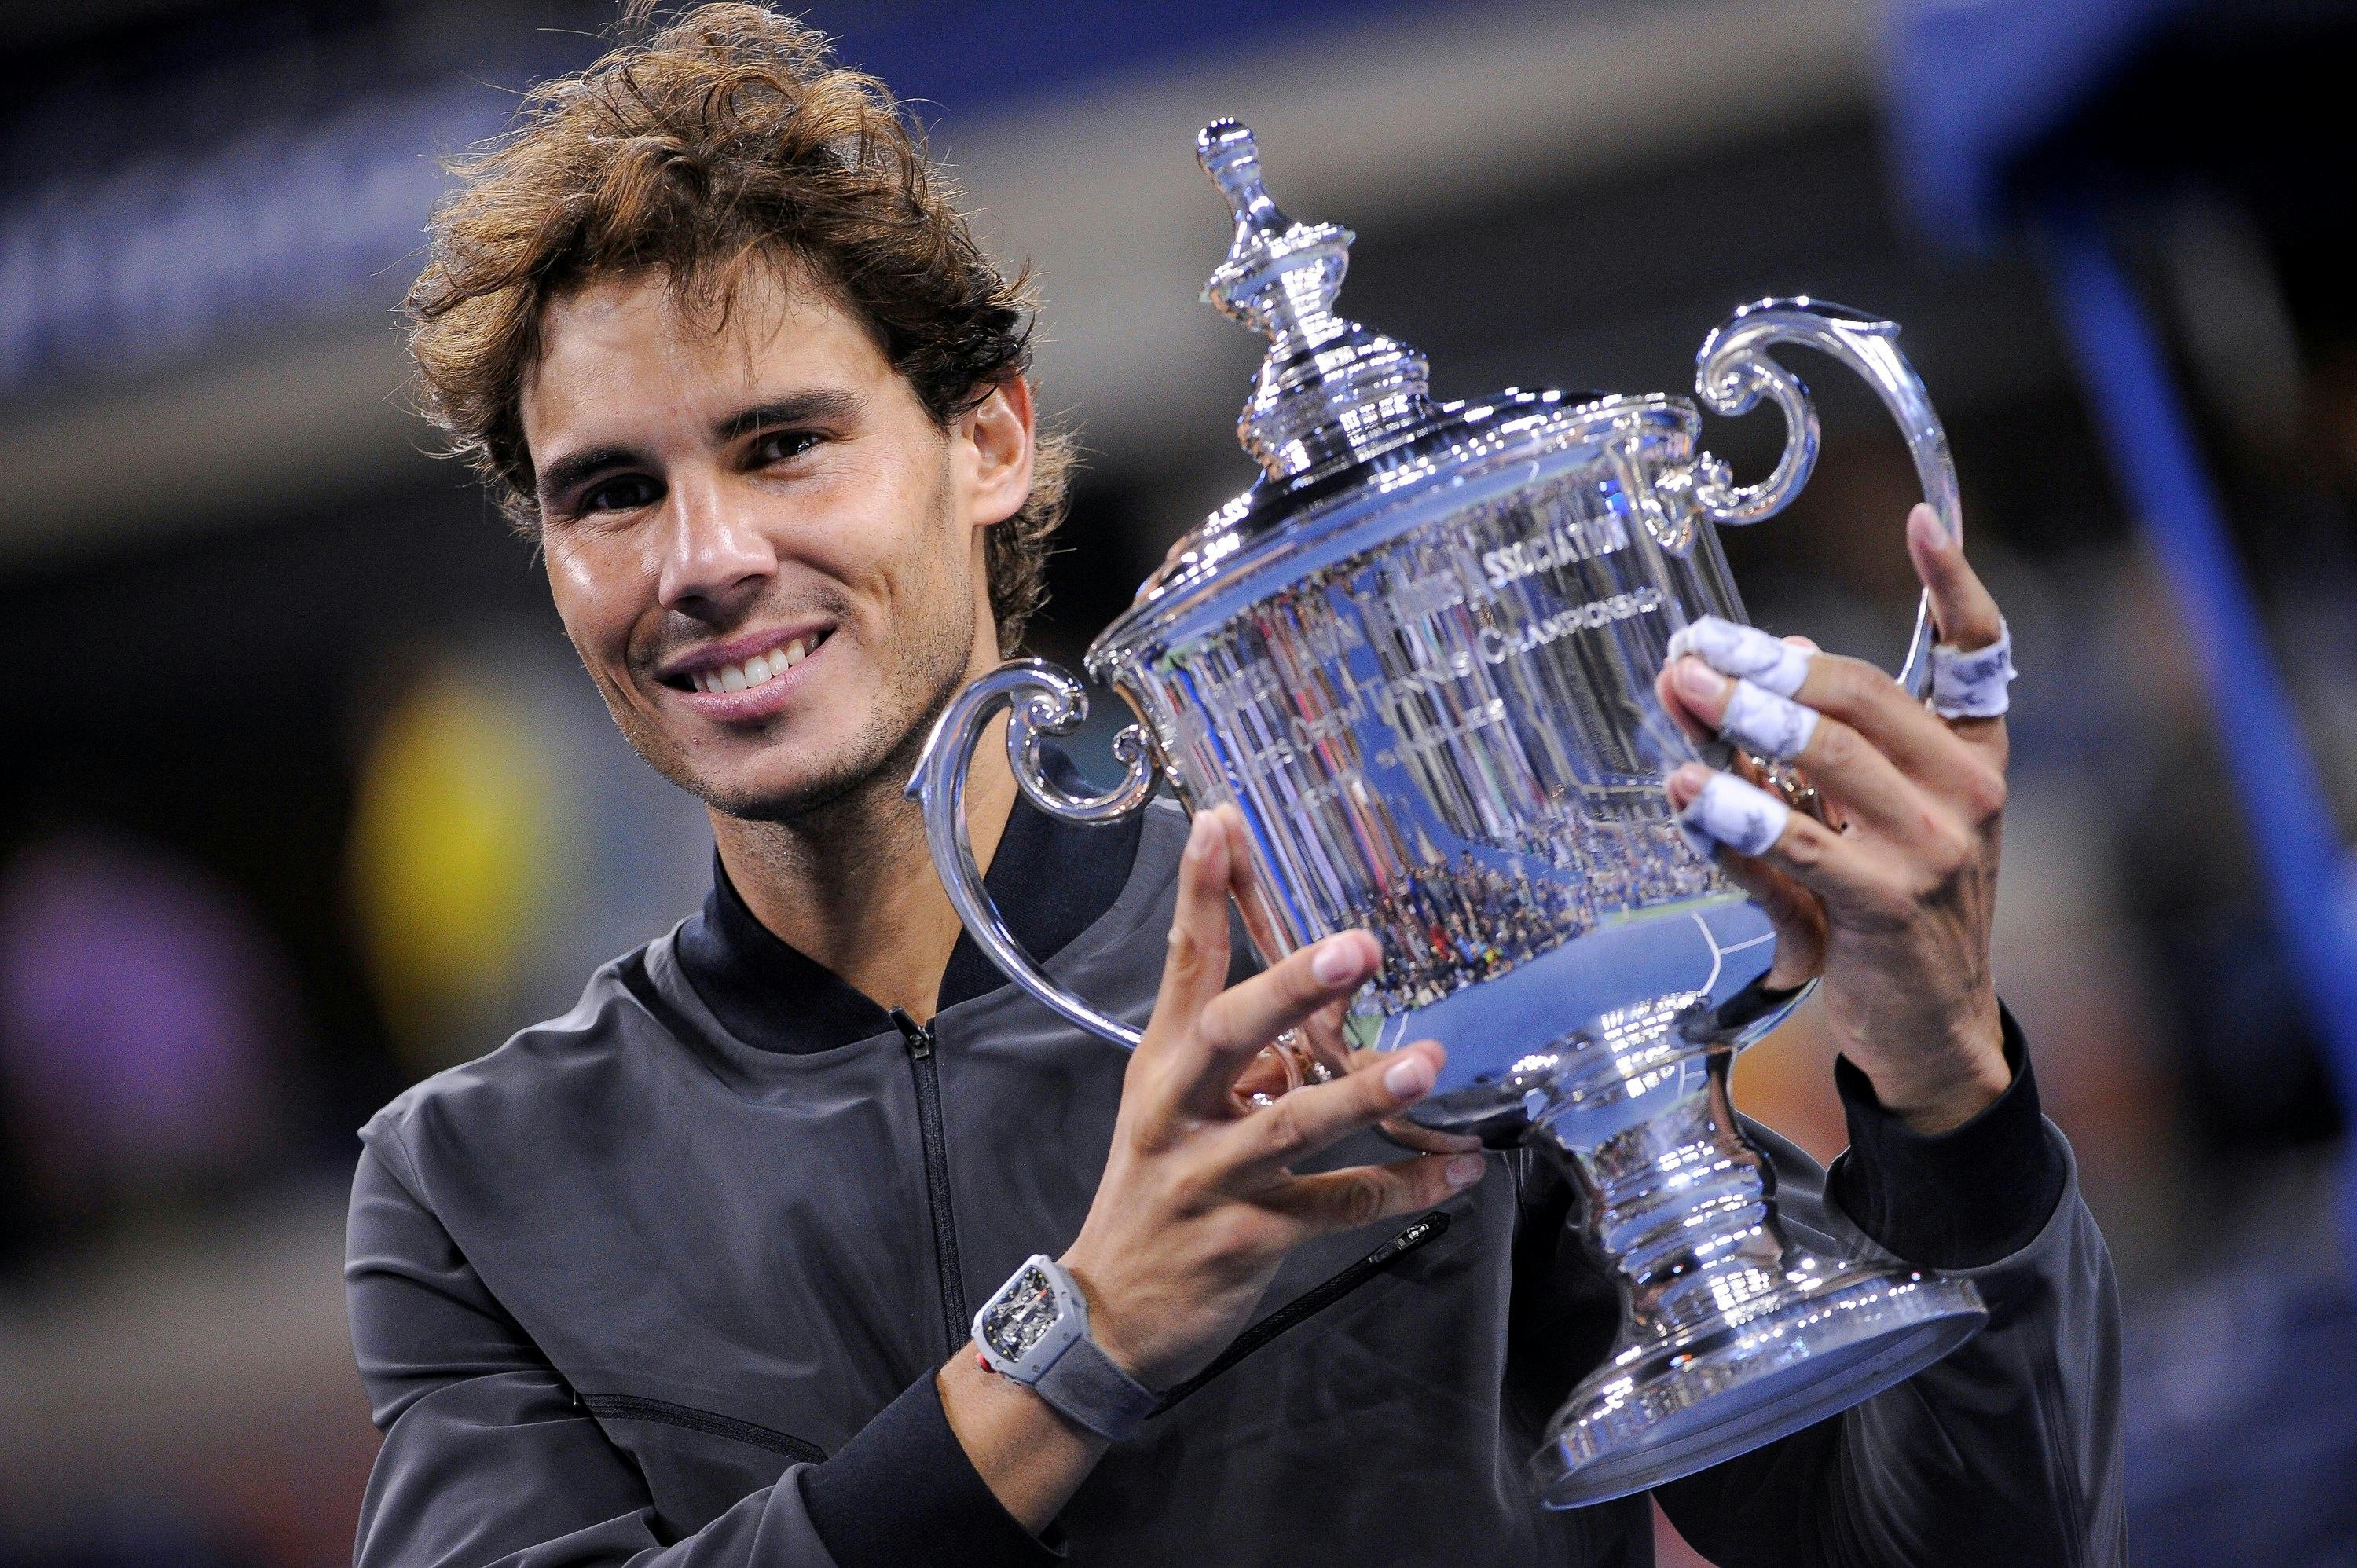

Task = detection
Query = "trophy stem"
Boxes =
[1541,1046,1798,1346]
[1524,1035,1988,1509]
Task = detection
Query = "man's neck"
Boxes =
[709,718,1017,1027]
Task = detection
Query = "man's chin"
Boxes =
[669,705,944,826]
[692,751,899,826]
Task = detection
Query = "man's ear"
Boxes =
[959,379,1036,529]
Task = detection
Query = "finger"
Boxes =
[1332,1047,1483,1152]
[1296,1003,1353,1076]
[1145,809,1241,1053]
[1272,1149,1489,1237]
[1907,503,2002,650]
[1670,614,1955,774]
[1657,630,1818,746]
[1655,665,1783,809]
[1670,763,1789,859]
[1672,614,2005,835]
[1667,763,1904,912]
[1908,505,2014,754]
[1219,1040,1446,1173]
[1659,641,1838,924]
[1667,656,1935,841]
[1177,928,1381,1116]
[1668,616,1811,696]
[1672,616,1961,780]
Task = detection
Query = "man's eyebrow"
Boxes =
[713,389,863,443]
[537,445,640,504]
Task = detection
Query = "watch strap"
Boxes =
[1034,1328,1161,1442]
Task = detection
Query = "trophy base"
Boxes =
[1531,1262,1985,1510]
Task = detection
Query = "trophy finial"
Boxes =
[1194,121,1433,482]
[1196,118,1351,340]
[1197,119,1287,240]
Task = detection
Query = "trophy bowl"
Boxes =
[909,121,1985,1508]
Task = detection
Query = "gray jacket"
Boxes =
[346,793,2125,1566]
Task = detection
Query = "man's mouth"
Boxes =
[660,627,834,697]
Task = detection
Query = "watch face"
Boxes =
[981,1263,1062,1361]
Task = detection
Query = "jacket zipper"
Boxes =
[1149,1210,1453,1417]
[577,1392,827,1464]
[889,1006,971,1356]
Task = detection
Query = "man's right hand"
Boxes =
[937,804,1485,1532]
[1058,805,1488,1391]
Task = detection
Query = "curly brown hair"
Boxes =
[405,2,1074,651]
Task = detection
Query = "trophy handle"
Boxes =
[905,660,1158,1049]
[1690,296,1960,700]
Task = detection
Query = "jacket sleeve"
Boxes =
[1649,1012,2128,1566]
[346,1138,1058,1568]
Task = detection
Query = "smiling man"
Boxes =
[346,6,2123,1566]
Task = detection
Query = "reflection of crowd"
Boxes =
[1571,814,1717,918]
[1352,810,1717,1013]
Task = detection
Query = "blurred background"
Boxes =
[0,1,2351,1563]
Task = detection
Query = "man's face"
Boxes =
[520,263,1032,821]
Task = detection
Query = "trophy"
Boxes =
[908,121,1986,1507]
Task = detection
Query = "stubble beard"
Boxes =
[612,563,981,851]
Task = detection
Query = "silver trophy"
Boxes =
[909,121,1985,1507]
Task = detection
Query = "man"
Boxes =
[348,6,2123,1564]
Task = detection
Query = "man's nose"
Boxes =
[654,476,776,614]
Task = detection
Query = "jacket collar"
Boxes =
[674,752,1146,1053]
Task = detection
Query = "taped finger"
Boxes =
[1676,769,1790,859]
[1721,677,1819,762]
[1668,616,1811,697]
[1930,618,2016,720]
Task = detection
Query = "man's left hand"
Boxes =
[1654,502,2013,1135]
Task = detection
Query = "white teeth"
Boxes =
[692,636,821,696]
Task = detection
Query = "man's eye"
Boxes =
[581,474,662,513]
[752,430,822,466]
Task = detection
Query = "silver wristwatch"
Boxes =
[972,1254,1160,1441]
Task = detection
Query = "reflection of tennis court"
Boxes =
[1363,889,1780,1096]
[1597,889,1746,928]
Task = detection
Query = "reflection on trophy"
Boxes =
[911,120,1989,1506]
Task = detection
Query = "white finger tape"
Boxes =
[1721,678,1819,762]
[1930,618,2016,720]
[1677,771,1791,859]
[1666,616,1811,697]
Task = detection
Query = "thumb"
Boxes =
[1905,503,2002,650]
